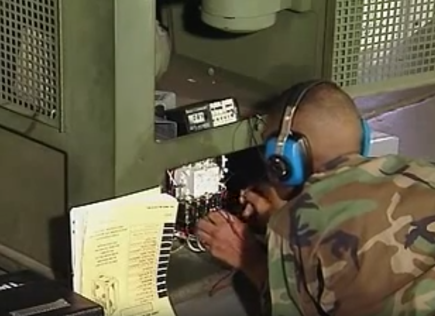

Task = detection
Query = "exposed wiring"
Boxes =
[168,156,230,254]
[165,153,258,294]
[247,115,269,170]
[196,238,207,252]
[208,269,235,297]
[186,236,203,253]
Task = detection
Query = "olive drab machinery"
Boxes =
[0,0,433,306]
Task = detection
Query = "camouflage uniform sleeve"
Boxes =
[294,175,385,315]
[268,197,315,316]
[285,192,333,315]
[300,156,435,315]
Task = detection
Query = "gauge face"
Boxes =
[187,111,206,124]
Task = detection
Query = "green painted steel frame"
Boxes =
[0,0,257,208]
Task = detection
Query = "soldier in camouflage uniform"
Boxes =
[198,81,435,316]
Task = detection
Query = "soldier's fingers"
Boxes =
[208,211,227,226]
[197,218,215,235]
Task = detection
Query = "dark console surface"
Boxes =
[0,271,103,316]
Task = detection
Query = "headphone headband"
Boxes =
[275,80,332,157]
[265,79,370,187]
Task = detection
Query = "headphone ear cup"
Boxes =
[360,120,372,156]
[264,137,307,186]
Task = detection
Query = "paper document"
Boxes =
[70,188,178,316]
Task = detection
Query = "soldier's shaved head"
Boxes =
[293,83,362,170]
[263,82,363,172]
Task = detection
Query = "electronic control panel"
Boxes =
[166,157,227,253]
[208,98,239,127]
[165,145,266,254]
[165,97,240,136]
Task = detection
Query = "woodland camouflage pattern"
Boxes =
[267,154,435,316]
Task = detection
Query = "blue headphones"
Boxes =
[264,80,371,187]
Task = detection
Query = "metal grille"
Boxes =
[0,0,60,126]
[332,0,435,87]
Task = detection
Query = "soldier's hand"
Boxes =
[196,211,263,270]
[240,184,286,223]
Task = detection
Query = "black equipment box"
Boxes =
[165,97,240,135]
[0,271,103,316]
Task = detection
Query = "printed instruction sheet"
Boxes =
[70,187,178,316]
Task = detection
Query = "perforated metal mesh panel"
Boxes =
[332,0,435,88]
[0,0,60,127]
